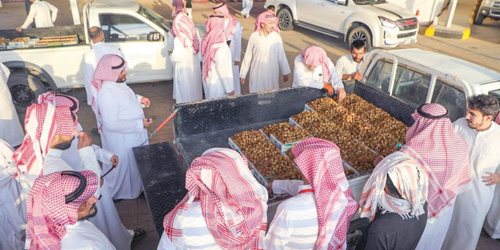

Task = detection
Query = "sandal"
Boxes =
[132,228,146,242]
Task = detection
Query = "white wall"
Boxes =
[387,0,446,25]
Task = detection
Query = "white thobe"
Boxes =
[158,201,220,250]
[0,63,24,147]
[60,220,116,250]
[292,55,344,91]
[335,54,368,76]
[227,21,243,96]
[0,139,25,250]
[414,199,455,250]
[265,184,319,249]
[240,31,291,93]
[60,124,133,250]
[203,43,234,99]
[97,81,146,199]
[21,0,58,29]
[83,42,123,106]
[168,31,203,104]
[241,0,253,17]
[485,184,500,238]
[442,118,500,250]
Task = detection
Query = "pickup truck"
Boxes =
[475,0,500,24]
[264,0,419,50]
[358,48,500,121]
[0,0,172,111]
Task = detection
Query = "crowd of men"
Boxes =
[1,1,500,250]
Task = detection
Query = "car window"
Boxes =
[391,64,431,107]
[99,14,156,42]
[365,59,392,94]
[431,80,466,121]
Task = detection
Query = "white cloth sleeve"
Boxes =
[293,57,324,90]
[78,146,101,198]
[47,2,58,23]
[21,6,36,29]
[277,36,291,76]
[233,25,242,62]
[136,94,144,104]
[264,202,292,249]
[335,57,347,76]
[215,48,235,94]
[239,34,254,79]
[328,61,344,91]
[97,90,144,133]
[91,144,114,167]
[272,180,304,196]
[158,231,176,250]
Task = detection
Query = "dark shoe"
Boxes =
[132,228,146,242]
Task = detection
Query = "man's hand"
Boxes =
[143,118,153,128]
[77,132,93,149]
[482,172,500,186]
[140,97,151,108]
[283,74,289,82]
[353,72,363,81]
[322,84,334,96]
[234,61,240,66]
[110,155,119,167]
[228,90,235,96]
[16,27,22,32]
[336,88,347,102]
[240,77,245,85]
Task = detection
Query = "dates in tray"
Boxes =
[262,122,310,144]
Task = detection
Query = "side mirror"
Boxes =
[337,0,347,5]
[147,31,162,42]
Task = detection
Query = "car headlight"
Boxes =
[379,16,397,28]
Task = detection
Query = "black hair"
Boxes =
[267,6,275,12]
[350,40,366,51]
[88,26,103,41]
[467,94,499,117]
[386,174,403,199]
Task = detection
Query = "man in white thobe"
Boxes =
[0,139,25,250]
[94,55,151,200]
[336,40,368,84]
[293,46,346,101]
[240,0,253,18]
[240,11,290,94]
[26,170,115,250]
[201,15,234,99]
[16,0,58,32]
[83,26,123,107]
[168,11,203,104]
[0,62,24,147]
[443,94,500,250]
[213,3,243,96]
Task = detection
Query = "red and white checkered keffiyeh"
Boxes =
[292,138,358,250]
[213,3,237,39]
[359,151,428,222]
[171,11,200,53]
[12,103,76,185]
[90,54,127,130]
[38,92,79,114]
[163,148,268,249]
[254,10,280,33]
[201,15,227,82]
[400,103,470,219]
[26,170,98,250]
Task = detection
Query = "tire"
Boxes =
[7,72,46,113]
[347,25,372,51]
[474,13,485,25]
[277,7,294,31]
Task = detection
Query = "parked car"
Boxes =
[264,0,419,50]
[475,0,500,24]
[359,48,500,121]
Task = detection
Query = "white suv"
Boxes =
[265,0,419,50]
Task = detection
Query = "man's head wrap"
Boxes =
[171,11,200,53]
[26,170,98,250]
[213,3,237,39]
[254,10,279,33]
[400,103,470,219]
[292,138,358,249]
[359,151,428,222]
[172,0,184,16]
[38,92,79,114]
[163,148,268,249]
[301,46,331,83]
[12,103,76,185]
[201,15,227,82]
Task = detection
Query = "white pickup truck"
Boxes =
[358,48,500,121]
[0,0,172,110]
[264,0,419,50]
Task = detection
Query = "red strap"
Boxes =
[298,188,314,194]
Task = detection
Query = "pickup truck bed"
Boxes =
[0,25,87,49]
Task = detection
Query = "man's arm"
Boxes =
[46,2,58,23]
[215,47,235,95]
[239,34,254,84]
[277,36,291,77]
[264,202,293,248]
[98,90,145,133]
[232,24,243,63]
[20,5,36,29]
[272,179,304,196]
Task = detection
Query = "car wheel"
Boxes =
[474,13,485,25]
[348,26,372,51]
[277,7,294,31]
[8,72,46,113]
